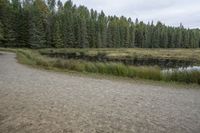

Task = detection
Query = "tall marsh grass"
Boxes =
[162,70,200,84]
[17,50,200,85]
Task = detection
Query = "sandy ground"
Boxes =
[0,52,200,133]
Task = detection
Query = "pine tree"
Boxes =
[176,29,183,48]
[47,0,56,12]
[0,0,200,49]
[129,24,135,48]
[88,18,96,47]
[106,19,113,48]
[52,19,63,48]
[63,11,75,47]
[135,22,145,48]
[160,27,168,48]
[169,29,175,48]
[98,11,107,48]
[183,29,190,48]
[80,18,89,48]
[57,0,63,11]
[0,0,14,47]
[97,32,102,48]
[0,21,4,46]
[144,25,151,48]
[29,21,46,48]
[29,0,49,48]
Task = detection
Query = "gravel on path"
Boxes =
[0,52,200,133]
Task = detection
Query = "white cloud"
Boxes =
[62,0,200,28]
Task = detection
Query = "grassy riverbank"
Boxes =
[16,49,200,84]
[0,47,199,84]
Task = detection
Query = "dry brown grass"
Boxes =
[39,48,200,63]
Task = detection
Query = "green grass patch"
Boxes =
[0,47,17,53]
[162,70,200,84]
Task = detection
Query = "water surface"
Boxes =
[163,66,200,73]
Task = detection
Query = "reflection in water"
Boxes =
[163,66,200,73]
[179,66,200,71]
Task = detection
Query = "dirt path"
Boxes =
[0,52,200,133]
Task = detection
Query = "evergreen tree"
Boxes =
[97,32,102,48]
[80,18,89,48]
[52,19,63,48]
[0,0,200,49]
[129,24,135,48]
[98,11,107,48]
[57,0,63,10]
[183,29,190,48]
[29,0,49,48]
[106,18,113,48]
[47,0,56,12]
[0,21,4,46]
[144,26,150,48]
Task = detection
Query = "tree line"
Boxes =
[0,0,200,48]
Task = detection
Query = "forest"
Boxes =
[0,0,200,48]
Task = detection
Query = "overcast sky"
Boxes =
[62,0,200,28]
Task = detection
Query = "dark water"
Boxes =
[41,52,197,68]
